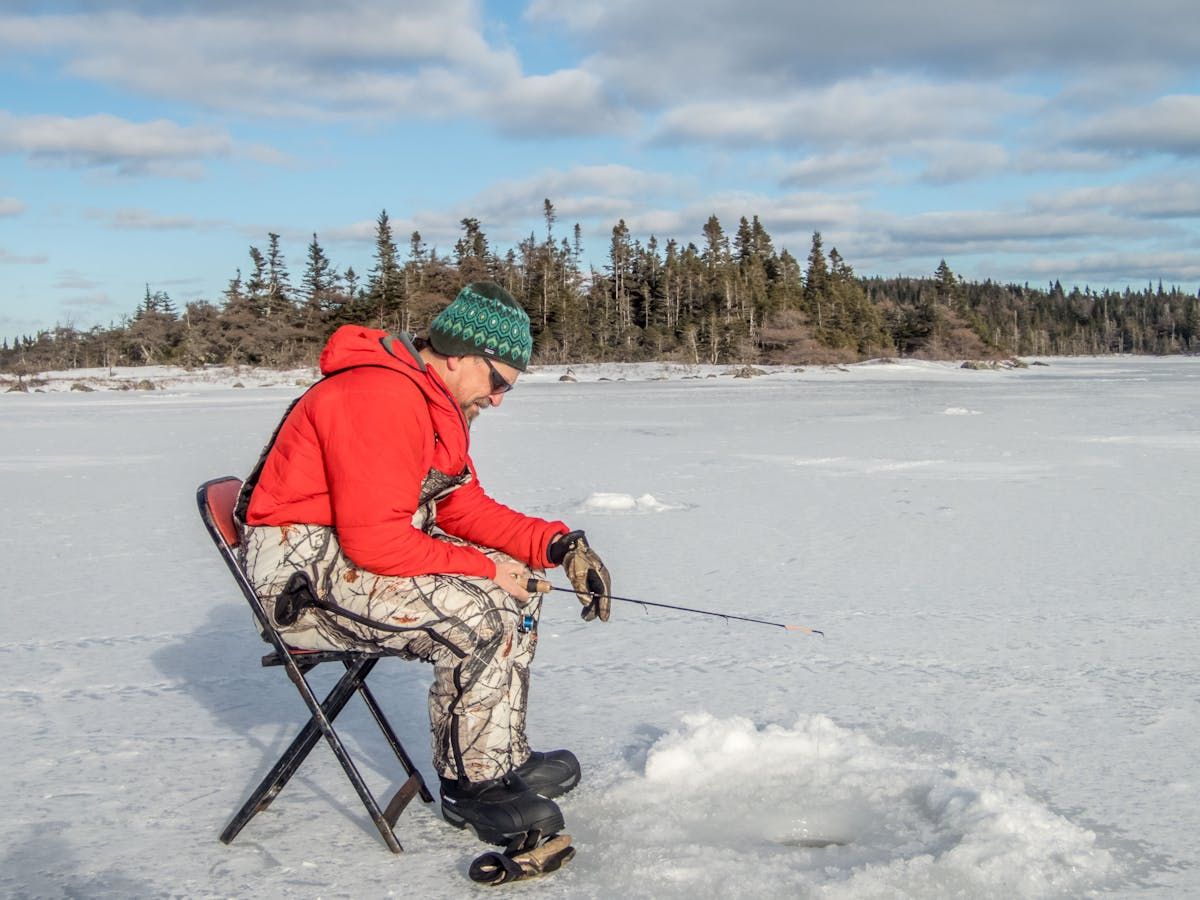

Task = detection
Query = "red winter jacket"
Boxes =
[245,326,568,579]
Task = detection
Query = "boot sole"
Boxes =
[441,802,566,846]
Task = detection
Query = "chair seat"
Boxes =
[261,648,390,668]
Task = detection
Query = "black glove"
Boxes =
[548,530,611,622]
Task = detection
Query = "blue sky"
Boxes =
[2,0,1199,336]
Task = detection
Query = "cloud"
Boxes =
[0,197,26,216]
[85,207,229,231]
[488,69,634,136]
[529,0,1200,98]
[0,112,233,175]
[320,219,385,244]
[334,165,696,251]
[877,208,1148,253]
[1031,176,1200,219]
[0,248,49,264]
[0,3,626,135]
[780,143,1113,189]
[54,272,102,291]
[1013,148,1117,174]
[1068,94,1200,156]
[652,77,1026,148]
[468,165,683,223]
[573,190,866,255]
[913,141,1012,185]
[1025,250,1200,282]
[60,292,120,312]
[780,151,892,188]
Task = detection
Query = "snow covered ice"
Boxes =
[2,356,1197,897]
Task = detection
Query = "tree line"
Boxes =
[4,202,1198,374]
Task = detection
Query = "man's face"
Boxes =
[459,355,520,424]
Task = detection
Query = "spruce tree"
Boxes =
[455,218,491,283]
[265,232,292,318]
[367,210,404,330]
[302,233,336,311]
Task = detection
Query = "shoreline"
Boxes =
[7,354,1198,395]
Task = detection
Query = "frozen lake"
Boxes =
[2,356,1197,897]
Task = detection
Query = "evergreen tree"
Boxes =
[264,232,292,318]
[343,266,360,300]
[245,247,268,310]
[454,218,492,283]
[804,231,829,314]
[367,209,404,330]
[608,219,634,344]
[301,233,336,311]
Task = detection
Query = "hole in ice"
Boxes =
[774,834,851,849]
[578,714,1117,896]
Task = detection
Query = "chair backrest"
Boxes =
[199,476,244,550]
[196,475,277,639]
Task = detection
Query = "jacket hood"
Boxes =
[319,325,424,376]
[317,326,466,439]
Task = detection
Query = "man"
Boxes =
[238,281,611,847]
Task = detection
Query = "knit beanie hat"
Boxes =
[428,282,533,371]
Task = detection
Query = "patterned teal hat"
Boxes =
[428,282,533,370]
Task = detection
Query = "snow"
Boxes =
[3,355,1197,897]
[580,492,680,514]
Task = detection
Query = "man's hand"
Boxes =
[548,531,611,622]
[493,559,539,603]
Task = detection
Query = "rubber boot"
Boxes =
[514,749,581,799]
[440,772,565,845]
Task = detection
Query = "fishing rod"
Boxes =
[275,570,823,636]
[529,581,823,635]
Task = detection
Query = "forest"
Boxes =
[3,202,1198,374]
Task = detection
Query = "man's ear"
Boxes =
[444,354,466,372]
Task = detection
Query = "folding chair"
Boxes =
[196,475,433,854]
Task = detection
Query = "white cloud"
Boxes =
[591,190,866,256]
[913,141,1011,185]
[469,165,681,220]
[489,69,633,136]
[1069,95,1200,156]
[1026,250,1200,282]
[321,220,383,244]
[0,112,232,175]
[1014,149,1117,174]
[529,0,1200,96]
[0,197,26,216]
[1031,177,1200,219]
[653,77,1027,148]
[340,165,696,251]
[780,151,892,188]
[0,3,625,134]
[882,208,1147,249]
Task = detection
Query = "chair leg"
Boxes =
[352,668,435,804]
[221,658,405,852]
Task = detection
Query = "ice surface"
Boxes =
[2,356,1197,897]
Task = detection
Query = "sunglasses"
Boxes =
[483,356,514,394]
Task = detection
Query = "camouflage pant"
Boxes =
[241,523,539,783]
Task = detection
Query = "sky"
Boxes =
[1,0,1199,337]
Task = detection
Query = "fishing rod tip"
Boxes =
[784,624,824,635]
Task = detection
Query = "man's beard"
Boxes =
[461,400,484,427]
